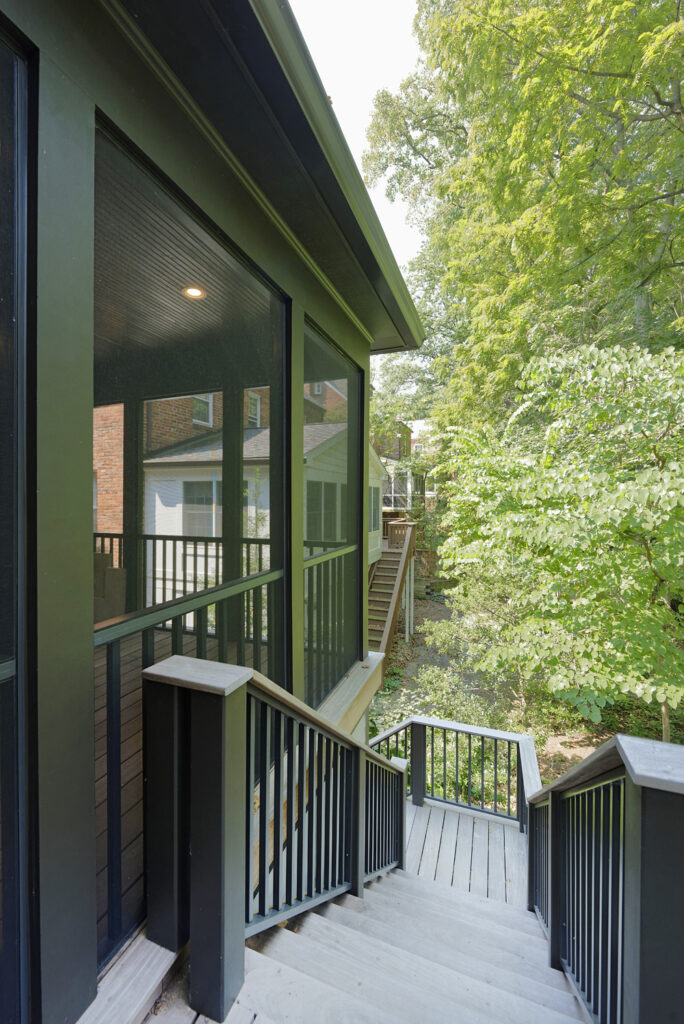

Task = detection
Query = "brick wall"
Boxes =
[93,403,124,533]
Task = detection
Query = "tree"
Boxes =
[366,0,684,422]
[434,344,684,739]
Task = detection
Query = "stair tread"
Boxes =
[390,870,543,933]
[333,891,568,990]
[237,948,396,1024]
[300,909,582,1023]
[318,900,580,1014]
[361,882,547,956]
[251,925,495,1024]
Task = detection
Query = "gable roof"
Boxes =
[144,422,347,465]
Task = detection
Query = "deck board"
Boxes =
[405,800,528,908]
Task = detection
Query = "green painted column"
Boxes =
[289,301,305,700]
[34,55,98,1024]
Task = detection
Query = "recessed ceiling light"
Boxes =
[183,286,205,299]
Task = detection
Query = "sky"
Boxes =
[287,0,422,271]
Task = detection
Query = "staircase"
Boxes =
[230,870,583,1023]
[368,547,402,650]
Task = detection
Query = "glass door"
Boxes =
[0,31,26,1024]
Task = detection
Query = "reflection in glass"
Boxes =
[303,325,361,704]
[92,132,286,962]
[93,133,283,622]
[0,35,22,1024]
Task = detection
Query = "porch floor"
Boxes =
[403,798,528,909]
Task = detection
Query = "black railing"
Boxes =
[92,569,283,967]
[93,532,271,604]
[528,735,684,1024]
[303,545,358,708]
[142,657,407,1022]
[371,716,540,830]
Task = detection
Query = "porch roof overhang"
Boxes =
[100,0,424,354]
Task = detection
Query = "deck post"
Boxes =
[188,685,247,1021]
[410,722,426,806]
[391,757,408,870]
[623,779,684,1024]
[350,747,366,896]
[526,802,536,913]
[547,791,563,970]
[143,680,190,951]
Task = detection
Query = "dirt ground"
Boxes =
[379,595,605,783]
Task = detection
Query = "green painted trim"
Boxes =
[302,544,358,571]
[97,0,377,351]
[249,0,424,352]
[34,55,98,1024]
[289,301,305,700]
[93,570,284,648]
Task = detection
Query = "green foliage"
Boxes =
[436,344,684,730]
[366,0,684,422]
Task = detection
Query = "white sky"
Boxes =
[287,0,422,271]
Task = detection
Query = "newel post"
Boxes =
[143,656,251,1023]
[350,747,367,896]
[391,757,408,870]
[622,778,684,1024]
[410,722,426,806]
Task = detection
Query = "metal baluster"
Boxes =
[507,742,511,815]
[468,734,472,807]
[253,586,263,672]
[430,727,434,797]
[455,731,459,803]
[286,716,295,907]
[494,738,498,814]
[258,701,271,919]
[106,640,122,943]
[273,711,283,912]
[297,723,307,903]
[308,730,317,896]
[246,696,256,924]
[196,605,208,659]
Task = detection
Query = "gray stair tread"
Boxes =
[237,948,396,1024]
[318,901,579,1015]
[301,909,582,1023]
[250,925,495,1024]
[361,882,548,957]
[391,869,543,934]
[334,891,568,990]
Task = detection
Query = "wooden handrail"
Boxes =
[378,522,416,656]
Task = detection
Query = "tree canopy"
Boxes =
[366,1,684,737]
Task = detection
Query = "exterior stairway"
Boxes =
[368,548,402,651]
[230,869,583,1024]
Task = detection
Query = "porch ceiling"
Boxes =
[101,0,424,354]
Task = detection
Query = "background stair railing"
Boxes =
[142,656,407,1023]
[527,735,684,1024]
[370,715,540,832]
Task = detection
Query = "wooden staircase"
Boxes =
[368,548,402,651]
[230,870,583,1023]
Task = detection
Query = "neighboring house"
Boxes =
[0,3,424,1021]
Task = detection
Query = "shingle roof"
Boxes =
[144,422,346,465]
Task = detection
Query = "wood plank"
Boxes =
[404,799,417,844]
[417,807,443,882]
[505,826,529,908]
[452,813,473,893]
[404,803,430,875]
[76,933,176,1024]
[469,818,489,897]
[487,821,507,903]
[434,809,459,887]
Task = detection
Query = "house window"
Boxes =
[247,393,260,427]
[313,382,322,395]
[369,486,380,533]
[192,394,213,426]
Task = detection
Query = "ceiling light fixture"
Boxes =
[183,286,205,299]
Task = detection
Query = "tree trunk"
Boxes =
[661,701,671,743]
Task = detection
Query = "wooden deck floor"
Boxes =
[404,798,528,909]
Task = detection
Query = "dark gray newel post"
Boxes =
[143,655,251,1023]
[410,721,426,806]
